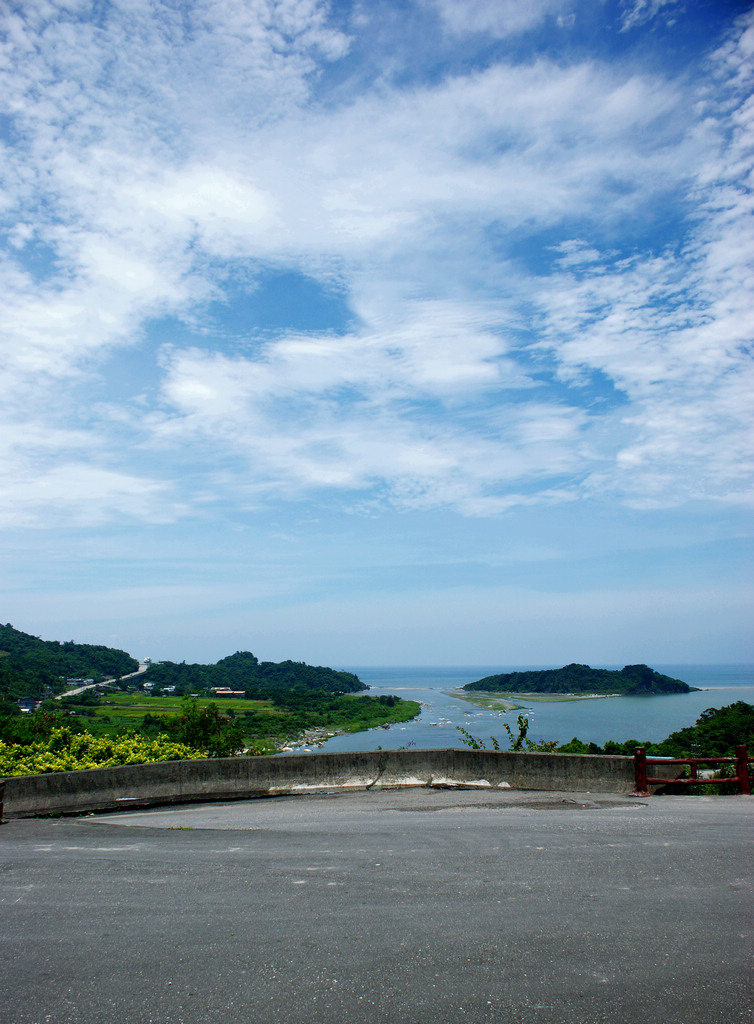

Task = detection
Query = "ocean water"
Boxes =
[294,664,754,754]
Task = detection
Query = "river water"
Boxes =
[293,664,754,753]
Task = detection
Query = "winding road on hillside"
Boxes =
[57,663,147,697]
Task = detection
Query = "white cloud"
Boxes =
[428,0,572,38]
[533,15,754,509]
[147,300,588,514]
[0,1,752,529]
[1,46,692,371]
[620,0,683,33]
[0,409,185,527]
[0,462,181,527]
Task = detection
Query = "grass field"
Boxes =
[95,693,278,716]
[65,690,421,751]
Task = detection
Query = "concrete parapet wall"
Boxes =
[2,749,635,818]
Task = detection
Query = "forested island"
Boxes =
[0,624,420,775]
[463,663,696,696]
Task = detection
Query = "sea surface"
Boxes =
[293,664,754,754]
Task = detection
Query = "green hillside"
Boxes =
[0,627,419,768]
[143,650,366,696]
[0,623,139,702]
[463,663,695,696]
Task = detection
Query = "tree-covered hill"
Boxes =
[651,701,754,757]
[144,651,366,696]
[463,663,695,695]
[557,701,754,760]
[0,624,139,702]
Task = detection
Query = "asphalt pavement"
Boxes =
[2,789,752,1024]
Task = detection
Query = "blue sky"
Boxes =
[1,0,752,666]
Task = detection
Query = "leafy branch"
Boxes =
[457,714,558,753]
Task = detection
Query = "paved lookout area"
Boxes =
[2,790,752,1024]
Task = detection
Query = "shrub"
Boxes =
[0,728,203,776]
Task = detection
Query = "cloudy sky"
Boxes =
[1,0,752,667]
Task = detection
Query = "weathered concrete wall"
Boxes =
[2,749,637,818]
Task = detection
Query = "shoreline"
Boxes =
[454,690,620,712]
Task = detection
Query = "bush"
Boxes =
[0,728,203,776]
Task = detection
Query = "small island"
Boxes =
[463,663,697,696]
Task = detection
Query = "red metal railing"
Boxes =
[634,745,752,797]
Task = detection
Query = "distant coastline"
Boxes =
[286,665,754,754]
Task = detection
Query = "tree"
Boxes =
[166,699,246,758]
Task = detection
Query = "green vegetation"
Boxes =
[458,713,558,753]
[0,690,421,773]
[142,650,365,696]
[0,701,240,775]
[463,663,696,696]
[460,703,753,766]
[555,701,754,793]
[557,700,754,758]
[0,624,421,774]
[652,701,754,757]
[0,725,203,777]
[0,623,139,706]
[68,689,420,752]
[126,690,417,752]
[459,693,524,712]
